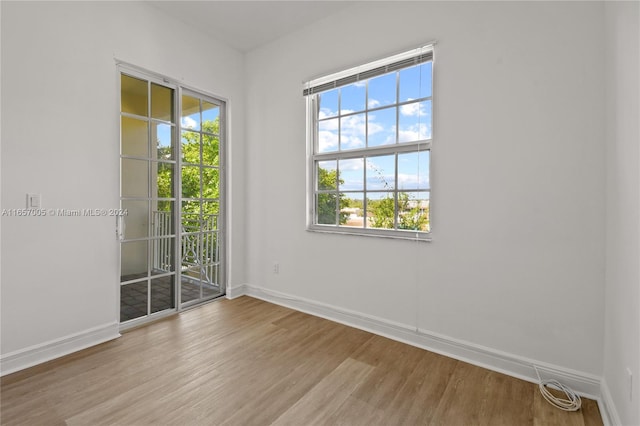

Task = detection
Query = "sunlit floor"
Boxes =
[120,274,223,322]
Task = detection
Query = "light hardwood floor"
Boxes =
[1,296,602,426]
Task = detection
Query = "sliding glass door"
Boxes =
[119,68,225,325]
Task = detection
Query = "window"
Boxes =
[305,45,433,240]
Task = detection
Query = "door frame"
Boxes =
[117,62,227,329]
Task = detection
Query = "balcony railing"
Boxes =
[152,211,219,287]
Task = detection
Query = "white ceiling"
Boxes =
[148,1,356,52]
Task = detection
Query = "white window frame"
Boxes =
[305,45,434,241]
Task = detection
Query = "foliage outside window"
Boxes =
[306,46,433,240]
[179,98,221,217]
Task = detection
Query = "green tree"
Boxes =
[369,196,395,229]
[369,193,429,231]
[156,118,220,216]
[155,116,221,236]
[317,167,348,225]
[397,194,429,231]
[365,163,429,231]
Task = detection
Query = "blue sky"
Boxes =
[318,63,432,154]
[317,63,432,193]
[156,123,172,154]
[181,100,219,131]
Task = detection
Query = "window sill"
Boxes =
[306,225,432,242]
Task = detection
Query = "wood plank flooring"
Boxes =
[0,296,602,426]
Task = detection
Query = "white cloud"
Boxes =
[342,136,365,149]
[319,108,337,120]
[398,173,429,189]
[340,114,366,149]
[340,158,364,171]
[398,123,431,142]
[368,99,381,108]
[367,174,395,190]
[318,130,338,152]
[182,116,197,129]
[400,100,425,117]
[367,116,384,135]
[319,118,339,130]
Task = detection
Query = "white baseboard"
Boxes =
[237,284,602,400]
[225,283,248,300]
[0,322,121,377]
[600,378,622,426]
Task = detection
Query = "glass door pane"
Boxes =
[179,92,224,308]
[120,72,177,324]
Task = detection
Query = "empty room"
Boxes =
[1,1,638,425]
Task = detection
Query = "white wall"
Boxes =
[0,1,246,368]
[603,2,640,425]
[4,4,637,422]
[245,1,606,377]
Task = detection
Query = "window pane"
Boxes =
[319,89,339,118]
[339,158,364,190]
[203,265,219,291]
[398,151,430,190]
[181,166,200,199]
[151,238,175,274]
[399,62,432,102]
[340,82,366,113]
[152,201,174,236]
[122,158,148,197]
[181,130,200,164]
[202,168,219,200]
[121,116,148,158]
[340,192,364,228]
[201,231,219,266]
[366,155,395,190]
[151,83,174,122]
[202,133,219,166]
[181,95,200,130]
[121,240,148,278]
[122,200,148,239]
[340,113,366,150]
[154,123,173,160]
[201,202,220,220]
[398,192,430,231]
[318,118,339,153]
[367,107,396,147]
[367,192,395,229]
[150,274,175,314]
[121,282,148,322]
[154,163,174,199]
[398,100,432,143]
[202,102,220,134]
[121,74,148,117]
[201,229,218,266]
[181,270,201,304]
[317,161,337,190]
[181,202,200,229]
[368,73,396,108]
[317,193,337,225]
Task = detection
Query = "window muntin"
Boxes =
[307,47,433,239]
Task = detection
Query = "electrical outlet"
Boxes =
[273,262,279,274]
[627,367,633,402]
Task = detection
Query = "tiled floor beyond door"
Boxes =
[120,275,222,322]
